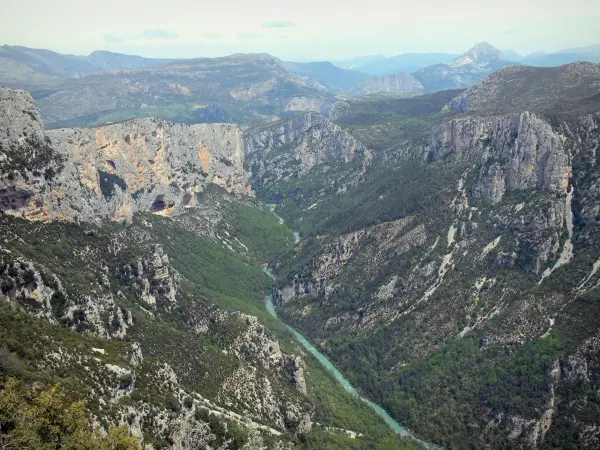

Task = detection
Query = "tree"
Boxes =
[0,378,141,449]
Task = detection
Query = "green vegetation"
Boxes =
[135,213,285,333]
[0,378,141,449]
[303,355,419,449]
[0,136,64,179]
[336,90,461,150]
[0,182,422,449]
[230,204,295,263]
[253,98,600,449]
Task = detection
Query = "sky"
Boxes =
[1,0,599,61]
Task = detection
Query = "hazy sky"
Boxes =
[1,0,599,61]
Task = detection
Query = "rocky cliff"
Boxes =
[347,72,424,96]
[246,112,372,195]
[0,211,313,446]
[264,80,600,448]
[0,86,249,223]
[412,42,517,92]
[427,111,569,203]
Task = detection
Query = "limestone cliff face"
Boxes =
[245,112,371,192]
[427,112,570,203]
[0,87,45,147]
[0,87,249,222]
[347,72,424,96]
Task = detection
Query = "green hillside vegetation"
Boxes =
[335,89,462,150]
[0,190,422,449]
[0,377,141,449]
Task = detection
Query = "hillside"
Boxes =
[0,45,169,90]
[445,61,600,118]
[36,54,336,128]
[249,64,600,449]
[346,72,424,96]
[282,61,371,92]
[412,42,519,92]
[0,86,421,449]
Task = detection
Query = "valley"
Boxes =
[1,32,600,450]
[245,62,600,449]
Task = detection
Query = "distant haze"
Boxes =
[0,0,598,60]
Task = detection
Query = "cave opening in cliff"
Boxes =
[151,195,166,212]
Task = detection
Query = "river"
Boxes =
[263,268,439,449]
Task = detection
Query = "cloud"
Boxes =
[103,33,124,43]
[236,33,265,39]
[262,21,295,28]
[141,29,179,40]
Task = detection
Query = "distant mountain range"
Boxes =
[34,53,337,128]
[336,42,600,95]
[295,43,518,96]
[282,61,371,92]
[334,52,458,75]
[332,43,600,75]
[0,45,169,89]
[410,42,518,92]
[1,42,599,128]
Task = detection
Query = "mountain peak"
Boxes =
[450,42,504,67]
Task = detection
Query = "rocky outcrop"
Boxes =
[121,244,180,309]
[232,312,308,395]
[0,257,133,339]
[449,42,505,69]
[412,42,517,93]
[328,101,350,121]
[284,96,335,115]
[283,355,307,395]
[245,112,371,192]
[0,87,45,147]
[347,72,424,96]
[0,86,249,223]
[427,112,570,203]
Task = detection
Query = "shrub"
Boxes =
[164,393,180,412]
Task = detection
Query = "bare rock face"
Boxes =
[347,72,424,96]
[0,87,45,147]
[328,101,350,121]
[427,112,569,203]
[0,86,249,223]
[284,96,334,115]
[283,355,307,394]
[245,112,371,191]
[121,244,180,309]
[449,42,505,69]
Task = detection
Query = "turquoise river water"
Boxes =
[263,268,440,449]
